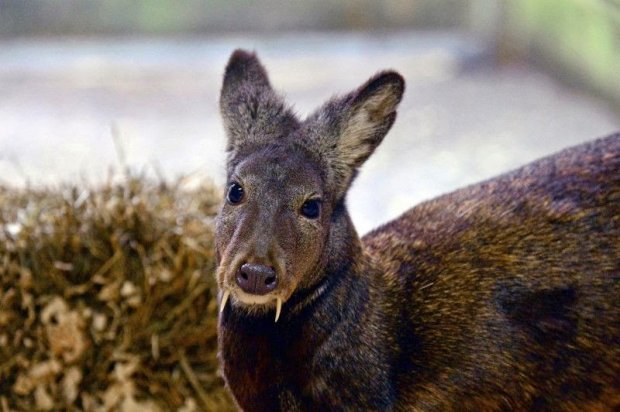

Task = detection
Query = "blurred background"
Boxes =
[1,0,619,234]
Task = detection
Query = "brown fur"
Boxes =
[215,49,620,411]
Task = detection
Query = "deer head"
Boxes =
[216,50,404,321]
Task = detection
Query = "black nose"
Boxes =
[236,263,278,295]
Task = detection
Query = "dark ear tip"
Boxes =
[225,49,260,75]
[376,71,405,99]
[222,49,270,92]
[385,71,405,89]
[358,70,405,103]
[228,49,257,66]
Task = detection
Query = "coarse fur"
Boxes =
[215,49,620,411]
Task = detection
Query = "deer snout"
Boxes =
[236,263,278,295]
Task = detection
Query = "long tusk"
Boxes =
[219,290,230,314]
[275,297,282,323]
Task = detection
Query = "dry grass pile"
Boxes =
[0,176,235,411]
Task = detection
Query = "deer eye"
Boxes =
[227,183,244,204]
[300,199,321,219]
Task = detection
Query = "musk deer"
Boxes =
[215,49,620,411]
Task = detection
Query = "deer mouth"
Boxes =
[216,254,289,322]
[219,289,284,322]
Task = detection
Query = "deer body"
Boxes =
[215,50,620,411]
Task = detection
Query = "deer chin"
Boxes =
[219,289,284,322]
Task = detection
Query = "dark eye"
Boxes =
[300,199,321,219]
[227,183,244,204]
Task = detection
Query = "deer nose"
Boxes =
[236,263,278,295]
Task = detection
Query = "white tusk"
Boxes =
[220,290,230,314]
[275,297,282,323]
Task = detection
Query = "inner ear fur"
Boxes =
[300,71,405,197]
[339,71,405,169]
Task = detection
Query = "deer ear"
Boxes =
[337,71,404,169]
[220,50,297,153]
[221,49,271,100]
[304,71,404,195]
